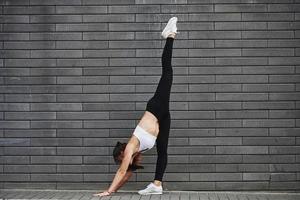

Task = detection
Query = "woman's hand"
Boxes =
[93,190,114,197]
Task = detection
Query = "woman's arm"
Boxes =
[113,170,133,192]
[107,145,133,193]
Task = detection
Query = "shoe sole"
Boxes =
[138,192,163,195]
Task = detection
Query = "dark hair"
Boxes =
[112,141,144,172]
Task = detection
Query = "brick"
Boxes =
[109,5,160,13]
[30,33,82,40]
[216,57,268,66]
[0,103,30,111]
[57,76,109,84]
[56,23,108,31]
[30,15,82,23]
[31,50,82,58]
[5,146,55,155]
[269,57,300,65]
[270,128,300,136]
[30,68,82,76]
[136,0,187,4]
[189,30,241,40]
[162,5,213,13]
[215,22,267,30]
[3,6,55,14]
[4,41,55,49]
[268,4,300,12]
[243,102,295,109]
[215,40,267,48]
[189,49,241,57]
[242,66,294,74]
[243,173,270,181]
[190,137,242,145]
[57,94,109,102]
[242,48,294,57]
[83,103,135,111]
[242,13,293,21]
[31,138,82,146]
[270,146,300,154]
[83,32,134,40]
[216,128,268,137]
[5,130,56,137]
[0,121,30,129]
[0,33,29,40]
[189,102,241,110]
[4,24,55,32]
[269,110,300,118]
[109,23,161,31]
[56,6,107,14]
[5,112,56,120]
[269,93,300,101]
[58,59,108,67]
[243,137,294,145]
[56,41,108,49]
[57,112,109,120]
[189,13,241,21]
[216,110,268,119]
[3,0,29,5]
[191,173,242,181]
[190,120,242,128]
[57,129,109,138]
[243,30,294,39]
[109,40,161,48]
[82,0,135,5]
[269,75,300,83]
[83,49,135,58]
[215,4,267,12]
[216,93,268,101]
[5,59,56,67]
[189,84,241,92]
[216,75,268,83]
[216,146,268,154]
[31,103,82,111]
[1,50,30,58]
[31,121,83,129]
[243,119,295,128]
[268,22,300,30]
[30,0,81,5]
[83,14,134,22]
[3,15,29,23]
[242,84,294,92]
[268,39,300,47]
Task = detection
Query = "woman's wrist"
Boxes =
[107,189,115,194]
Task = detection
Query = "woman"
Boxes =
[93,16,178,197]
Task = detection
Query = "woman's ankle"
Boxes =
[167,32,176,38]
[153,180,162,187]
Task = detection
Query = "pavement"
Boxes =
[0,189,300,200]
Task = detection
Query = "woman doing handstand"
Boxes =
[93,16,178,197]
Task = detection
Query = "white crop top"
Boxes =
[133,125,157,153]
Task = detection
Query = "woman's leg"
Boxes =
[154,112,171,182]
[146,36,174,122]
[153,37,174,110]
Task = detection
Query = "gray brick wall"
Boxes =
[1,0,299,191]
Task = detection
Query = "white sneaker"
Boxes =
[161,17,178,39]
[138,182,163,195]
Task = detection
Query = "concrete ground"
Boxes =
[0,189,300,200]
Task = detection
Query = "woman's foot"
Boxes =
[161,17,177,39]
[138,182,163,195]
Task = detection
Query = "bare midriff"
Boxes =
[138,111,159,137]
[130,111,160,156]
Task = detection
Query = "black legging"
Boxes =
[146,37,174,182]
